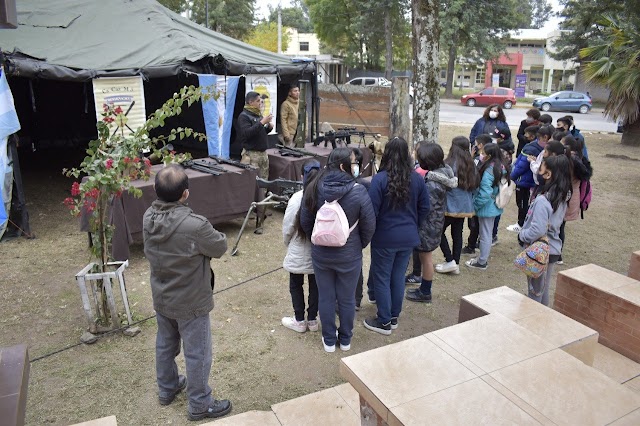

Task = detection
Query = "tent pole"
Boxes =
[7,135,32,238]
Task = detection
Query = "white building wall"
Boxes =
[283,28,321,56]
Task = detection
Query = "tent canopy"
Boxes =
[0,0,314,81]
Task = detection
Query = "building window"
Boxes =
[299,41,309,51]
[475,68,486,84]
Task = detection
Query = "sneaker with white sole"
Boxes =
[491,236,499,246]
[339,343,351,351]
[363,317,392,335]
[322,337,336,353]
[506,223,522,232]
[307,319,319,332]
[465,258,488,270]
[435,260,460,275]
[281,317,307,333]
[390,317,398,330]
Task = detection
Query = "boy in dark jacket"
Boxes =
[507,126,543,232]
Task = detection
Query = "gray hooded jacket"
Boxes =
[418,165,458,252]
[143,200,227,320]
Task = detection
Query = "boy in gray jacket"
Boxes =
[143,164,231,421]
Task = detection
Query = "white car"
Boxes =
[345,77,391,87]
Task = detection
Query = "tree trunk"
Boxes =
[412,0,440,146]
[444,35,457,98]
[621,119,640,146]
[384,8,393,80]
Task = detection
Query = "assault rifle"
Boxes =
[275,144,321,158]
[313,127,381,149]
[183,159,241,176]
[209,155,256,171]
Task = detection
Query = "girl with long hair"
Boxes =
[558,135,593,264]
[518,155,572,305]
[364,138,430,333]
[466,143,511,270]
[469,104,512,146]
[435,137,477,275]
[300,148,376,352]
[404,141,457,303]
[281,160,321,333]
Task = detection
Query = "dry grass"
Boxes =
[0,125,637,425]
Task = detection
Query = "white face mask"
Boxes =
[489,111,499,119]
[352,164,360,178]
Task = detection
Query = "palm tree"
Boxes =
[580,15,640,146]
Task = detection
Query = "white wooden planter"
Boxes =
[75,260,133,333]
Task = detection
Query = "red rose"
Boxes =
[114,106,123,114]
[105,159,114,169]
[133,157,140,163]
[123,157,131,164]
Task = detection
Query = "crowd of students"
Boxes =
[279,104,593,353]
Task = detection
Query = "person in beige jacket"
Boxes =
[280,85,299,147]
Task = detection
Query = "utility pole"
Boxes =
[205,0,209,29]
[277,6,282,54]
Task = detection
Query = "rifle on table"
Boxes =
[209,155,256,171]
[275,144,321,158]
[184,159,242,176]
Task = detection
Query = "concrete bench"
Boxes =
[554,264,640,363]
[0,345,29,426]
[459,286,599,365]
[629,251,640,281]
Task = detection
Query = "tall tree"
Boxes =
[267,1,314,33]
[244,22,291,53]
[412,0,440,145]
[439,0,541,98]
[156,0,188,14]
[527,0,553,29]
[190,0,256,40]
[580,14,640,146]
[551,0,624,61]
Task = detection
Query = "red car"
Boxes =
[461,87,517,109]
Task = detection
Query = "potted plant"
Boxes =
[63,85,213,334]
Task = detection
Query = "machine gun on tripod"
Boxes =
[313,127,381,149]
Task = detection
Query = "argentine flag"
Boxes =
[0,67,21,238]
[197,74,239,158]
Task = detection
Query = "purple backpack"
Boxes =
[579,179,592,219]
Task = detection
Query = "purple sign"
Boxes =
[515,74,527,98]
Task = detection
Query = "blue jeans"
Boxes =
[371,246,413,324]
[313,259,362,347]
[156,312,213,414]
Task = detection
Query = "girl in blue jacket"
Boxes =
[466,143,511,270]
[300,148,376,352]
[364,137,430,334]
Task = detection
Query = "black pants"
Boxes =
[289,273,318,322]
[355,269,364,306]
[516,187,531,227]
[411,249,421,276]
[440,216,465,264]
[467,216,479,249]
[559,220,566,260]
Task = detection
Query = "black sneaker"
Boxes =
[188,399,233,421]
[363,317,392,335]
[465,258,488,270]
[405,288,432,303]
[405,274,421,284]
[390,317,398,330]
[491,236,499,246]
[461,246,476,256]
[355,301,361,311]
[159,375,187,406]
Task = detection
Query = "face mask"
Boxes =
[556,127,565,132]
[352,164,360,178]
[489,111,499,119]
[526,117,534,123]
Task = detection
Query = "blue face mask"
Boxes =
[352,164,360,178]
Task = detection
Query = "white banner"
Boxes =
[245,74,277,135]
[92,76,146,137]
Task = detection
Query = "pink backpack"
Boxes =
[311,187,359,247]
[579,179,592,219]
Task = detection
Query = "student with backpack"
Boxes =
[559,135,593,264]
[462,134,492,256]
[558,116,589,159]
[435,137,477,276]
[404,142,456,303]
[466,143,511,270]
[364,137,430,334]
[507,125,544,233]
[300,148,376,352]
[281,160,321,333]
[518,155,572,305]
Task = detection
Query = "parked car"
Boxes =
[460,87,516,109]
[532,91,592,114]
[345,77,391,87]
